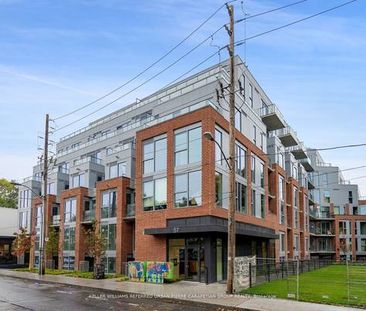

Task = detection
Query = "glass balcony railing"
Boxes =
[74,156,103,166]
[126,204,135,217]
[83,209,95,222]
[52,215,60,225]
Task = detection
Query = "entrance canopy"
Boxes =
[144,216,277,239]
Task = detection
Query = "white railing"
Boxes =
[23,176,42,183]
[74,156,103,166]
[258,103,285,121]
[59,67,221,142]
[57,99,213,158]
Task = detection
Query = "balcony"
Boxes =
[51,215,60,226]
[258,104,286,131]
[82,209,95,223]
[277,126,299,147]
[308,179,315,190]
[310,247,335,253]
[74,156,102,166]
[125,204,135,219]
[310,227,335,236]
[287,142,307,160]
[299,157,314,172]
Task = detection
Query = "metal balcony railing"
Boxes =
[52,215,60,225]
[74,156,103,166]
[83,210,95,222]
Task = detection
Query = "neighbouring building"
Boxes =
[17,56,363,282]
[0,207,18,266]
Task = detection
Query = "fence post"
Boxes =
[249,262,252,288]
[267,262,270,282]
[281,261,284,279]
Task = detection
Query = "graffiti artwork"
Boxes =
[128,261,146,282]
[146,261,173,284]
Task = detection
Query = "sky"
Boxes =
[0,0,365,195]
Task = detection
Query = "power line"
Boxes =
[235,0,308,24]
[53,0,313,132]
[53,0,239,121]
[235,0,359,46]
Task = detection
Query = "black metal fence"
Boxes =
[249,258,334,287]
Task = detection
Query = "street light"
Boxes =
[12,182,45,276]
[203,131,236,292]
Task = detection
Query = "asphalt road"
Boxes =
[0,276,244,311]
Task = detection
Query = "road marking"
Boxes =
[128,303,139,307]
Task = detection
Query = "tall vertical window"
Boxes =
[323,190,331,204]
[280,232,285,253]
[251,156,256,184]
[174,126,201,166]
[101,223,116,250]
[260,194,265,218]
[251,189,256,216]
[294,235,299,252]
[260,133,265,151]
[249,83,253,107]
[215,172,223,207]
[253,125,256,145]
[101,190,117,218]
[236,182,247,214]
[143,178,167,211]
[174,171,202,207]
[64,198,76,223]
[293,165,298,180]
[260,163,264,188]
[215,129,223,165]
[64,227,75,251]
[36,205,42,226]
[143,137,167,174]
[235,108,242,132]
[294,187,299,228]
[48,183,56,195]
[279,176,285,225]
[235,144,246,178]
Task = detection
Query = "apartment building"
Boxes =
[307,151,365,261]
[17,55,357,282]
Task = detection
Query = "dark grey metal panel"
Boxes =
[144,216,277,239]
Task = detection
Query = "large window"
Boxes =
[279,176,285,225]
[174,126,201,166]
[236,182,247,214]
[279,232,285,253]
[235,108,242,132]
[143,137,167,174]
[174,171,202,207]
[101,223,116,251]
[253,125,256,145]
[48,182,56,195]
[109,162,127,178]
[64,227,75,251]
[72,173,85,188]
[143,178,167,211]
[36,205,42,226]
[101,190,117,218]
[251,189,256,216]
[249,83,253,107]
[251,156,256,184]
[360,222,366,235]
[215,172,223,207]
[260,163,264,188]
[323,190,331,204]
[260,194,265,218]
[64,198,76,223]
[235,144,246,178]
[215,129,223,165]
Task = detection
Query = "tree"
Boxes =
[83,221,106,265]
[45,226,59,259]
[0,178,18,208]
[11,228,33,257]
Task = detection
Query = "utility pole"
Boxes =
[226,3,236,294]
[40,113,49,275]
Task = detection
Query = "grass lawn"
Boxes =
[14,267,127,280]
[241,264,366,308]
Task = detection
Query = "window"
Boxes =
[101,223,116,251]
[143,137,167,174]
[63,256,75,270]
[101,190,117,218]
[215,129,223,165]
[294,235,299,252]
[174,126,201,166]
[64,198,76,223]
[339,221,348,235]
[174,171,202,207]
[72,174,85,188]
[109,162,127,178]
[260,163,264,188]
[260,194,265,218]
[48,182,56,195]
[253,125,256,145]
[279,176,286,224]
[143,178,167,211]
[260,133,265,151]
[358,239,366,252]
[36,205,42,226]
[101,256,116,274]
[305,237,309,253]
[323,191,331,204]
[348,191,353,204]
[235,108,242,132]
[279,232,285,252]
[293,165,298,180]
[251,156,256,184]
[361,222,366,235]
[251,189,256,216]
[215,172,223,207]
[277,147,284,168]
[249,83,253,107]
[236,182,247,214]
[235,144,246,177]
[64,227,75,251]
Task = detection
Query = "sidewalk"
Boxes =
[0,269,361,311]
